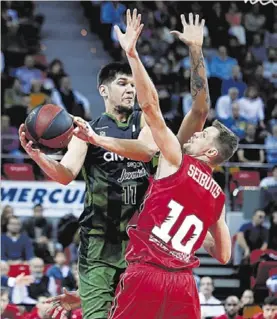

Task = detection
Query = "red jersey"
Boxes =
[126,155,225,270]
[1,304,22,319]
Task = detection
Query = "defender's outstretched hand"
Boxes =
[114,8,144,57]
[171,13,205,47]
[19,124,43,159]
[73,117,98,145]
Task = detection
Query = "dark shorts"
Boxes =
[78,230,127,319]
[108,263,200,319]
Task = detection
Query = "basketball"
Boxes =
[25,104,74,149]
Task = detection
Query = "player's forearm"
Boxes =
[126,52,159,111]
[32,153,74,185]
[95,135,155,162]
[189,45,210,114]
[209,223,232,264]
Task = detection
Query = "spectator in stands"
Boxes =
[29,80,49,110]
[1,205,14,233]
[12,257,57,305]
[1,287,22,319]
[208,2,229,47]
[221,65,247,98]
[263,48,277,88]
[248,65,275,101]
[244,4,266,43]
[241,51,258,83]
[199,39,215,69]
[238,86,265,127]
[24,295,51,319]
[252,296,277,319]
[265,124,277,164]
[250,34,268,63]
[268,209,277,250]
[264,22,277,49]
[51,75,91,119]
[1,115,24,162]
[220,102,248,139]
[23,204,54,264]
[199,276,225,318]
[15,55,43,94]
[46,251,75,292]
[1,216,34,263]
[210,46,238,80]
[226,3,246,46]
[214,295,243,319]
[237,123,265,164]
[215,87,239,120]
[240,289,255,308]
[233,209,268,266]
[260,165,277,188]
[1,260,34,289]
[139,41,155,70]
[46,59,66,89]
[4,78,24,109]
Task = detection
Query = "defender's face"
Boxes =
[183,127,219,160]
[102,74,136,110]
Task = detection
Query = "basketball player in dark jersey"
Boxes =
[29,10,213,319]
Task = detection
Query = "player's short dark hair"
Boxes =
[212,120,239,164]
[264,296,277,306]
[273,165,277,171]
[97,62,132,88]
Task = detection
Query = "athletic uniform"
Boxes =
[109,154,225,319]
[78,112,150,319]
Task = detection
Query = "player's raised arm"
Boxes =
[171,13,210,145]
[115,9,182,167]
[73,117,157,162]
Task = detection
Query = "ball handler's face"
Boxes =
[183,127,219,161]
[101,74,136,110]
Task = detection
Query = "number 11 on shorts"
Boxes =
[152,199,203,255]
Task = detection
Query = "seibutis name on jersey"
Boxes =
[188,164,221,199]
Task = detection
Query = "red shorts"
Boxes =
[108,263,200,319]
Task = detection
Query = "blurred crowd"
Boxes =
[1,1,277,319]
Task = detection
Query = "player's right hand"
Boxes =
[114,8,144,58]
[73,116,99,145]
[18,124,42,159]
[45,288,81,319]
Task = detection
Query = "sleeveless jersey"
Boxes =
[126,154,226,270]
[79,112,150,242]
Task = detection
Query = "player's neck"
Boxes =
[192,155,215,171]
[105,105,131,123]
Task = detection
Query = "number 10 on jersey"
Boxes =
[152,200,204,255]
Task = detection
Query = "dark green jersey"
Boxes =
[79,112,150,243]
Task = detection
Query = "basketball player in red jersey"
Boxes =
[46,10,237,319]
[105,11,240,319]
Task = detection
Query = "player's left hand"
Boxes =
[72,116,98,145]
[46,288,81,319]
[170,13,205,47]
[114,8,144,58]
